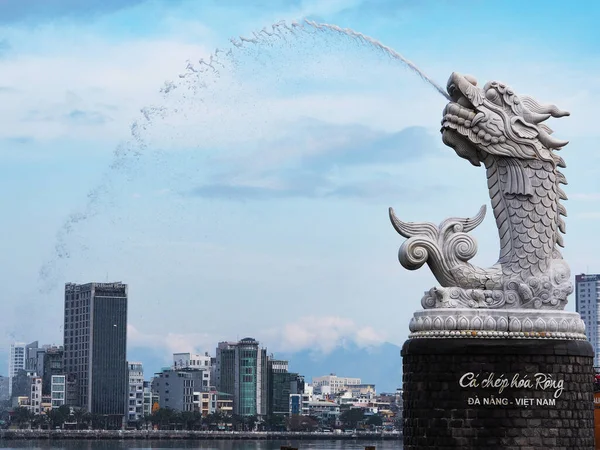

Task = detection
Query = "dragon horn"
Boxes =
[520,95,570,118]
[538,129,569,149]
[523,111,551,124]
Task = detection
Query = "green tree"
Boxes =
[150,407,177,429]
[266,414,286,431]
[367,414,383,428]
[71,408,86,430]
[11,407,33,429]
[178,411,203,430]
[244,415,258,431]
[340,408,364,429]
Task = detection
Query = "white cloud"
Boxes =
[128,324,214,355]
[0,34,212,143]
[260,315,386,354]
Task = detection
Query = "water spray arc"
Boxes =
[185,19,450,101]
[39,18,449,293]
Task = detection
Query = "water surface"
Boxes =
[0,440,402,450]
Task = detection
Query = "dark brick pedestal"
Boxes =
[402,338,594,449]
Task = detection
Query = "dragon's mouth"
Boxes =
[441,73,482,166]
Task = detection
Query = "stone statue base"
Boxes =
[401,338,594,450]
[408,308,586,340]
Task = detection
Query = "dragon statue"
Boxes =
[390,73,585,337]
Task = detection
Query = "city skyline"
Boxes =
[1,0,599,370]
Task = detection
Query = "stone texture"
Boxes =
[389,72,574,314]
[402,338,594,449]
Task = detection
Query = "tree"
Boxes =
[71,408,86,430]
[340,408,364,429]
[287,415,318,432]
[266,414,286,431]
[150,407,177,430]
[367,414,383,428]
[11,407,33,429]
[244,415,258,431]
[178,411,203,430]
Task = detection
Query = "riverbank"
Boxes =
[0,430,402,441]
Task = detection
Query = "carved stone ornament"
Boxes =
[390,72,585,339]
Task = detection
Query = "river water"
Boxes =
[0,440,402,450]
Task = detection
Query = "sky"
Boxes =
[0,0,599,375]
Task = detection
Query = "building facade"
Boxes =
[143,381,153,417]
[8,341,37,397]
[29,376,43,415]
[267,359,299,416]
[51,375,66,408]
[215,338,268,417]
[0,376,9,401]
[63,282,128,420]
[312,374,361,395]
[173,353,212,371]
[575,273,600,366]
[42,346,64,396]
[25,345,46,377]
[127,362,144,423]
[194,390,218,416]
[151,368,209,412]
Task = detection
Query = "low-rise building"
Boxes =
[312,374,361,395]
[127,362,144,423]
[29,376,42,415]
[151,368,209,412]
[143,381,153,417]
[216,392,233,416]
[194,389,217,416]
[306,400,340,424]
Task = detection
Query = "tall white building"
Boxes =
[312,374,361,395]
[576,273,600,366]
[8,341,37,398]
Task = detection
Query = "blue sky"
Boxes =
[0,0,599,374]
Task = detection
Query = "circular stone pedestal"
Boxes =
[402,338,594,449]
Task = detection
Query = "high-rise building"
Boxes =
[63,282,128,422]
[127,362,144,423]
[215,337,267,416]
[267,359,299,417]
[215,342,236,400]
[575,273,600,366]
[42,346,64,396]
[8,341,37,398]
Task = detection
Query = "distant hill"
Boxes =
[276,341,403,393]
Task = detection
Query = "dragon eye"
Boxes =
[486,89,499,101]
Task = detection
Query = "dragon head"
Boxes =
[441,72,570,167]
